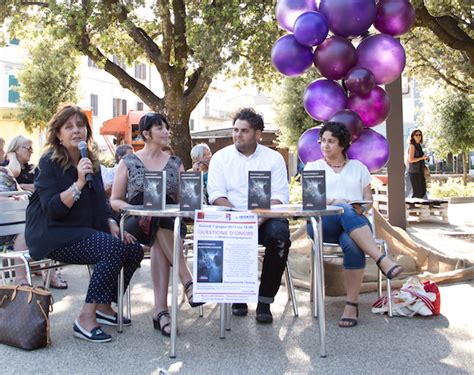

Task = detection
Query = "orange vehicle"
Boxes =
[99,110,147,151]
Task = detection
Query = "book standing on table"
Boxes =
[144,171,166,210]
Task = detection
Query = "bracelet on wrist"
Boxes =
[70,182,81,202]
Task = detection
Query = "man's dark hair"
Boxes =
[114,144,133,163]
[319,122,352,156]
[232,108,264,131]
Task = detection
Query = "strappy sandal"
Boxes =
[49,271,68,289]
[184,280,205,308]
[153,311,171,337]
[339,301,359,328]
[376,254,403,280]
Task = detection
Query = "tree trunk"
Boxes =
[462,151,468,186]
[166,107,193,170]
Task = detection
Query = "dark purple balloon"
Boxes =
[276,0,318,32]
[344,67,376,96]
[319,0,376,38]
[347,128,390,172]
[348,86,391,127]
[298,127,323,164]
[374,0,416,36]
[356,33,406,85]
[304,79,347,121]
[329,109,364,141]
[294,11,329,47]
[313,36,356,80]
[271,34,314,77]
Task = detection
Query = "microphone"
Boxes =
[78,141,93,186]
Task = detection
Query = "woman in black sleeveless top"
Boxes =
[407,129,429,198]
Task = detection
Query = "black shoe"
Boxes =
[232,303,248,317]
[96,310,131,327]
[73,321,112,343]
[256,303,273,324]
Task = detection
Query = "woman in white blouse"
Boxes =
[304,122,403,328]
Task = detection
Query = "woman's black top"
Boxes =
[408,143,424,173]
[25,152,112,260]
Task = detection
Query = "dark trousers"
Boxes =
[49,232,144,304]
[258,218,291,304]
[409,172,426,198]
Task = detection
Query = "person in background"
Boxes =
[25,105,143,343]
[2,135,68,289]
[111,112,202,338]
[101,144,134,196]
[207,108,291,324]
[406,129,429,199]
[190,143,212,204]
[0,137,5,164]
[2,135,35,193]
[304,122,403,328]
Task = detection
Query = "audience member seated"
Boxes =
[25,105,144,343]
[304,121,403,328]
[2,136,68,289]
[101,144,134,197]
[0,137,5,164]
[110,112,203,338]
[190,143,212,204]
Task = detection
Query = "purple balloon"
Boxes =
[294,11,329,47]
[313,36,356,80]
[356,33,406,85]
[344,67,376,96]
[329,109,364,141]
[347,128,390,172]
[304,79,347,121]
[348,86,391,127]
[374,0,416,36]
[271,34,314,77]
[298,127,323,164]
[319,0,376,38]
[276,0,318,32]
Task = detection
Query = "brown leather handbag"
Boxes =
[0,284,53,350]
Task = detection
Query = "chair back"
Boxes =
[0,193,29,237]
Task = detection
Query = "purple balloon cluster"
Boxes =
[273,0,415,172]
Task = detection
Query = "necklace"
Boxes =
[325,158,346,168]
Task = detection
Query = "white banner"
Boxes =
[192,210,259,303]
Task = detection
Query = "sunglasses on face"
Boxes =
[414,133,422,137]
[21,146,34,152]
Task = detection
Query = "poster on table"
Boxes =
[192,210,258,303]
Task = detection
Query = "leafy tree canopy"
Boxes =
[405,0,473,93]
[16,28,80,130]
[1,0,281,167]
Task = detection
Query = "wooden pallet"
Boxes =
[373,185,449,223]
[405,198,449,223]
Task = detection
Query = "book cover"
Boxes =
[196,240,224,283]
[302,170,326,210]
[248,171,271,210]
[180,171,203,211]
[143,171,166,210]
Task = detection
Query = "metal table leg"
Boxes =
[170,217,181,358]
[311,216,326,358]
[219,303,226,339]
[117,214,127,333]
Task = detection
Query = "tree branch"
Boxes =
[157,0,173,62]
[414,2,474,64]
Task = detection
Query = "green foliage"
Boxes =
[419,86,473,164]
[16,30,80,130]
[429,178,474,198]
[404,0,473,94]
[289,176,302,204]
[274,69,321,151]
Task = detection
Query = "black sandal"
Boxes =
[153,311,171,337]
[184,280,205,308]
[376,254,403,280]
[339,301,359,328]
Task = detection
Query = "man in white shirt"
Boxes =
[207,108,291,323]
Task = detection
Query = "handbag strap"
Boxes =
[36,300,51,347]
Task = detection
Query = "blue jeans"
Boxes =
[307,203,371,270]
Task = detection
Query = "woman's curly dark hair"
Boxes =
[319,122,352,156]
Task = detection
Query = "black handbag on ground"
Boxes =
[0,284,53,350]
